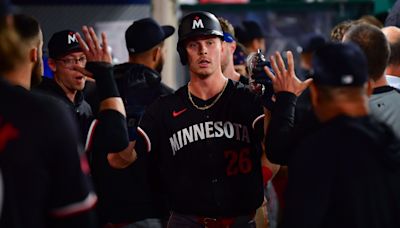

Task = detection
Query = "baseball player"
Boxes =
[0,5,97,227]
[89,18,174,227]
[35,29,93,145]
[266,41,400,228]
[136,11,272,227]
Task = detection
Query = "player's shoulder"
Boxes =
[30,90,71,116]
[145,85,186,113]
[0,81,52,118]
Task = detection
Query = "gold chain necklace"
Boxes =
[188,80,228,111]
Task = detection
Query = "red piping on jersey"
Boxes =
[0,121,19,151]
[49,192,97,218]
[137,127,151,152]
[85,119,99,153]
[252,114,265,129]
[80,154,91,175]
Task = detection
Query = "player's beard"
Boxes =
[155,56,164,74]
[31,57,43,87]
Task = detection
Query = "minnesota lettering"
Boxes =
[169,121,250,155]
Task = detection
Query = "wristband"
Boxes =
[97,110,129,153]
[86,62,120,101]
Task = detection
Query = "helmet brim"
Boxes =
[179,29,223,44]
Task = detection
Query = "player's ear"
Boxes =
[47,58,57,72]
[366,79,373,97]
[230,41,237,53]
[30,47,38,63]
[152,45,161,62]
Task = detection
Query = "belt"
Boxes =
[196,212,256,228]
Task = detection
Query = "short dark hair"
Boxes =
[344,23,390,81]
[13,14,40,42]
[315,86,367,104]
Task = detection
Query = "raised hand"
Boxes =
[76,26,112,64]
[264,51,312,97]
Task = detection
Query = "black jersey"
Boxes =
[283,115,400,228]
[35,77,93,145]
[138,79,265,217]
[87,63,173,224]
[0,79,96,227]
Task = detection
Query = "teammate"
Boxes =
[219,16,281,228]
[218,17,249,84]
[235,20,266,53]
[343,23,400,138]
[90,17,174,227]
[382,26,400,89]
[0,4,97,227]
[133,11,273,227]
[35,29,92,145]
[266,42,400,228]
[8,14,43,89]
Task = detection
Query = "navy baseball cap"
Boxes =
[311,42,368,86]
[125,18,174,54]
[48,30,82,59]
[235,20,264,44]
[297,33,326,53]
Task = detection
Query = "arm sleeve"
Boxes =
[88,110,129,154]
[265,92,298,165]
[85,62,120,101]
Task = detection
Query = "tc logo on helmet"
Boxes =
[192,16,204,29]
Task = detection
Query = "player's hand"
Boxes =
[71,65,94,78]
[76,26,112,64]
[264,51,312,97]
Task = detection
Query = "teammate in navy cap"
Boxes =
[35,29,93,146]
[89,17,175,227]
[235,20,265,53]
[265,42,400,227]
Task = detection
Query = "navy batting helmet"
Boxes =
[177,11,223,65]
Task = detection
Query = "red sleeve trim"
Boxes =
[137,127,151,152]
[49,192,97,218]
[85,119,99,152]
[252,114,265,129]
